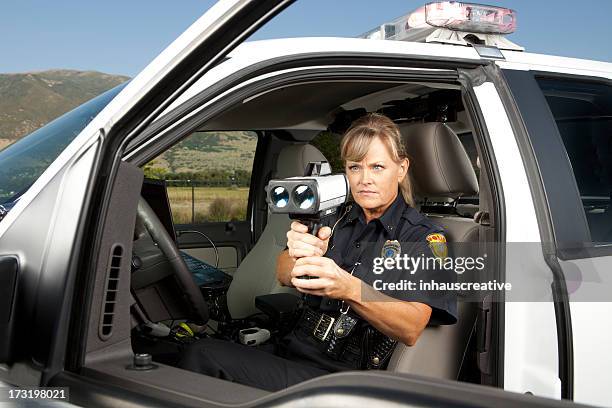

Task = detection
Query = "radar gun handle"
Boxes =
[296,220,322,280]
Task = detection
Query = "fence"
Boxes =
[165,179,249,224]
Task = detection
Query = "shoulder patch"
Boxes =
[425,233,446,243]
[426,233,448,260]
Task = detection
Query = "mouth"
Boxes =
[358,190,377,195]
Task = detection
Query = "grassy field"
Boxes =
[167,186,249,224]
[146,131,258,174]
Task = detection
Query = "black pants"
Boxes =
[177,338,332,392]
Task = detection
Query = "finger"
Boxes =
[290,221,308,233]
[291,276,332,290]
[292,264,335,281]
[289,241,324,257]
[291,264,322,278]
[317,226,332,240]
[287,231,327,250]
[295,256,330,267]
[295,287,326,297]
[289,248,321,258]
[289,247,321,258]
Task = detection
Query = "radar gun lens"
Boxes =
[271,186,289,208]
[293,185,315,210]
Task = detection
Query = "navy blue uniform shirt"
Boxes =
[281,193,457,372]
[315,192,457,325]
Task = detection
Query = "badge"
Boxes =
[381,240,401,258]
[426,233,448,260]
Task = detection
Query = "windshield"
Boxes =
[0,82,127,206]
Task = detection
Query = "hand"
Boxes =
[291,256,360,300]
[286,221,332,259]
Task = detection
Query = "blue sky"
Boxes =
[1,0,610,77]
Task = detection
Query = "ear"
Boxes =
[398,158,409,181]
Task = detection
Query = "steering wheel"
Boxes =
[135,197,209,324]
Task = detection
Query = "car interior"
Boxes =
[88,76,499,396]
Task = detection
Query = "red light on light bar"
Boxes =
[408,2,517,34]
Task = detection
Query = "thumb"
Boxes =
[317,226,332,241]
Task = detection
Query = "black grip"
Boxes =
[310,222,322,238]
[296,221,322,280]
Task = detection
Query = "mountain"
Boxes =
[147,131,259,175]
[0,69,129,149]
[0,69,257,177]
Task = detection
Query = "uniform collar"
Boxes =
[343,191,407,236]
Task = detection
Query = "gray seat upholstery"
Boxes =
[402,122,478,199]
[401,121,479,251]
[226,144,327,319]
[386,122,480,379]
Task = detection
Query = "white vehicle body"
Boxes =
[161,38,612,406]
[0,1,611,407]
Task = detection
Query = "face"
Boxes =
[345,136,408,215]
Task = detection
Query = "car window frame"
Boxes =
[536,75,612,245]
[502,69,612,260]
[146,130,260,226]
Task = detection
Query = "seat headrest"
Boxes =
[275,144,327,178]
[399,122,478,198]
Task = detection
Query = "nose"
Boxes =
[359,167,374,185]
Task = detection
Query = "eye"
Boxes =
[373,164,384,171]
[348,165,360,172]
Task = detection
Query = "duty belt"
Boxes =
[296,306,398,369]
[302,308,336,341]
[295,214,406,368]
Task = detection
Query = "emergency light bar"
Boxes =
[360,1,523,51]
[413,2,516,34]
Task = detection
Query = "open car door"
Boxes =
[0,0,293,389]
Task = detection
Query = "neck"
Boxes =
[362,192,398,223]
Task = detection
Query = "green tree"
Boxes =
[311,131,343,173]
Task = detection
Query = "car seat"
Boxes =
[386,122,480,379]
[226,144,327,319]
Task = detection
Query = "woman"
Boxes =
[178,113,456,391]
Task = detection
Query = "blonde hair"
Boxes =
[340,113,415,207]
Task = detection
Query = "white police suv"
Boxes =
[0,1,610,407]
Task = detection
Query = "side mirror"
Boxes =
[0,256,19,363]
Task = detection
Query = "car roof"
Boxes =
[166,37,611,114]
[498,49,612,78]
[232,37,482,61]
[234,37,612,76]
[165,37,482,111]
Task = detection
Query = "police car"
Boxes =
[0,1,610,407]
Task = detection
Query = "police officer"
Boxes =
[177,113,457,391]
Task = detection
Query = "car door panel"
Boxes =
[501,67,612,406]
[49,362,588,408]
[505,71,612,407]
[472,79,562,399]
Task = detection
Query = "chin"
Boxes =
[354,196,382,209]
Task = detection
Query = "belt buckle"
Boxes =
[313,313,335,341]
